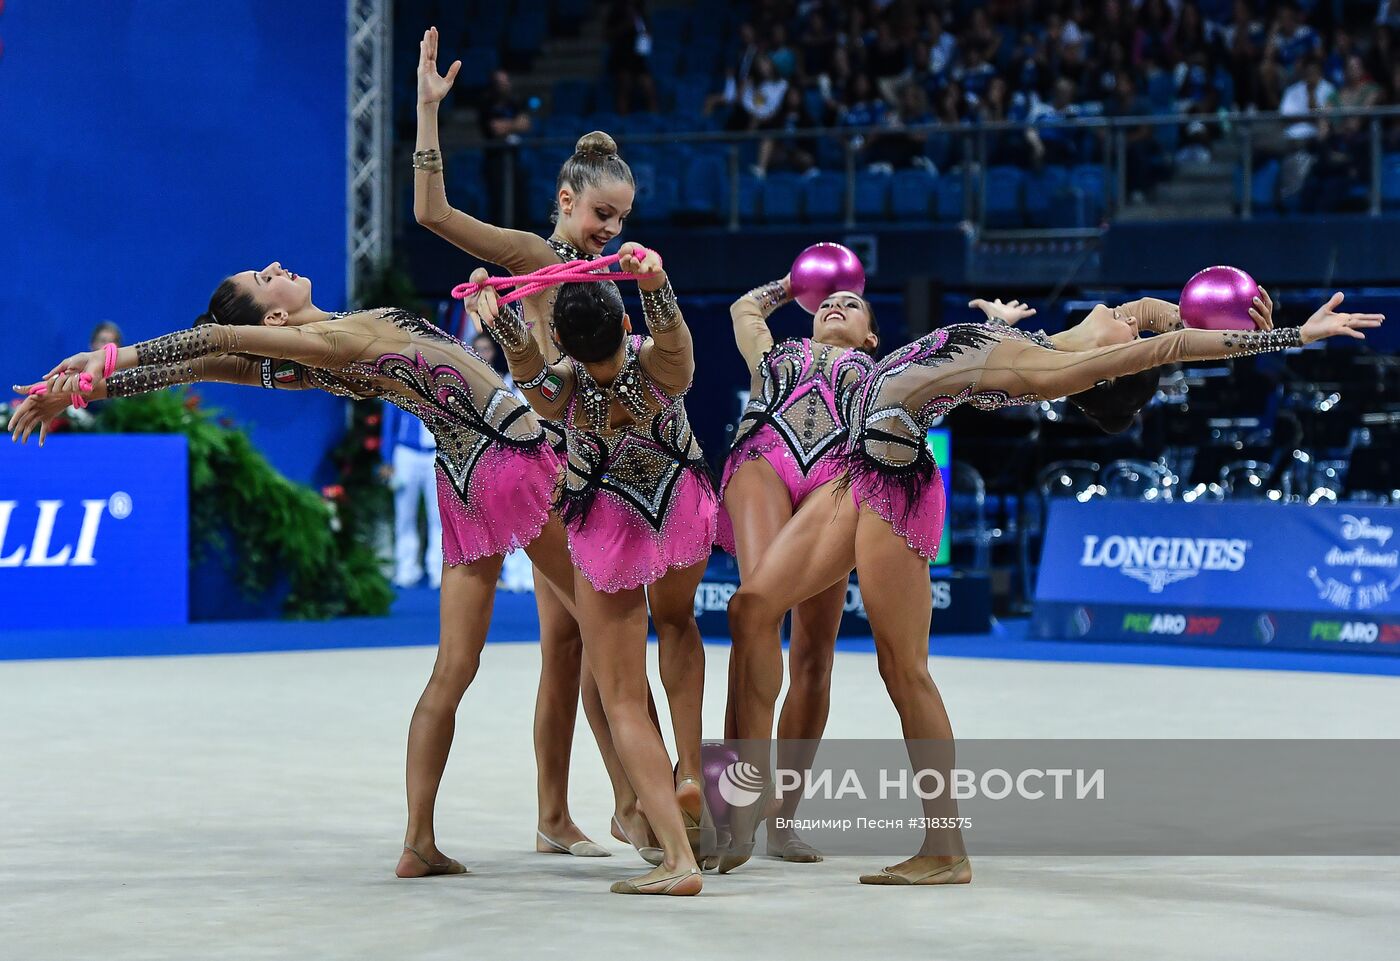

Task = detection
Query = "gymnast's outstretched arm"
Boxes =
[9,355,312,444]
[412,28,555,276]
[977,294,1379,401]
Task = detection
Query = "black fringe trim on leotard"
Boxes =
[832,436,940,527]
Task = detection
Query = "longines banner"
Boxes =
[1032,500,1400,654]
[0,435,189,631]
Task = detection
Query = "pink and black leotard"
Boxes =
[844,319,1306,558]
[492,282,719,593]
[105,308,562,565]
[717,280,875,553]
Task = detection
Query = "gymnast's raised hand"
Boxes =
[417,26,461,106]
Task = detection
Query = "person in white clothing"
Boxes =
[380,404,443,589]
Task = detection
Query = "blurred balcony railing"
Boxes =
[425,105,1400,234]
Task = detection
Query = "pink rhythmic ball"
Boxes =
[790,242,866,314]
[1180,266,1260,331]
[701,741,739,828]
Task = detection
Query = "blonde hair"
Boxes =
[552,131,634,224]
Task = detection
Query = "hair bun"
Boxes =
[574,130,619,160]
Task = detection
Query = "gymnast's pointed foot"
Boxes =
[611,810,665,865]
[609,865,703,896]
[536,821,612,857]
[396,843,470,878]
[858,855,971,886]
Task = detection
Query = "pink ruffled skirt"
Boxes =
[438,443,562,567]
[846,461,948,561]
[716,427,846,556]
[567,468,718,593]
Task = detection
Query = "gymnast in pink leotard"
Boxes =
[470,242,713,897]
[11,262,577,881]
[716,275,877,864]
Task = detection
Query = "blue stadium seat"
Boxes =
[761,174,804,223]
[458,46,500,90]
[673,80,709,118]
[1070,164,1107,222]
[1249,160,1280,214]
[679,155,727,219]
[1048,186,1090,227]
[1023,166,1069,228]
[891,169,936,221]
[634,173,679,223]
[984,166,1025,228]
[854,171,891,221]
[529,175,557,223]
[935,175,967,222]
[551,80,593,118]
[738,173,763,221]
[803,172,845,222]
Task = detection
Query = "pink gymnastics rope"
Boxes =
[450,247,654,307]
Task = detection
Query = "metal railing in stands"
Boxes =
[453,105,1400,233]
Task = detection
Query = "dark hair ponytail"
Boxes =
[552,130,635,224]
[194,277,264,327]
[553,280,627,363]
[858,295,880,357]
[1067,368,1161,434]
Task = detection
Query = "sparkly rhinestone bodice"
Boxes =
[562,335,706,528]
[731,337,875,472]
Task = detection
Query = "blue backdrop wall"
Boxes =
[0,0,348,483]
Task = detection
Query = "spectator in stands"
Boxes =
[80,322,124,414]
[769,23,798,80]
[1221,0,1268,108]
[867,17,911,102]
[756,86,819,175]
[1026,77,1082,167]
[605,0,659,114]
[952,45,998,100]
[1324,29,1358,88]
[923,11,958,87]
[1103,69,1166,200]
[1092,39,1132,100]
[963,9,1005,70]
[1309,52,1383,209]
[740,55,790,130]
[1173,2,1210,63]
[839,72,888,131]
[1179,80,1226,163]
[927,79,971,169]
[863,83,936,171]
[1275,57,1337,208]
[479,69,531,227]
[472,332,509,379]
[1260,3,1322,108]
[799,11,839,82]
[976,76,1036,167]
[89,321,123,351]
[703,22,761,126]
[1280,56,1337,143]
[1134,0,1177,68]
